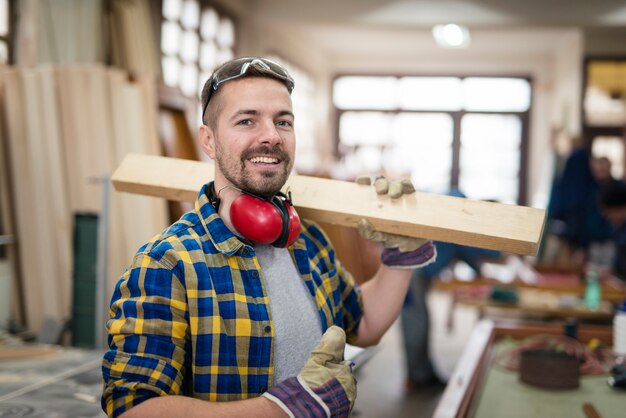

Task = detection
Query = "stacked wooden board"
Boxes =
[35,0,105,64]
[108,0,160,77]
[0,65,168,333]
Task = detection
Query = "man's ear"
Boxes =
[199,124,216,159]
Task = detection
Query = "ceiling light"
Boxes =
[432,24,471,48]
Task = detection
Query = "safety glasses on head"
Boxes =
[201,57,295,123]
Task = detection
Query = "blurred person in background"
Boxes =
[401,189,501,389]
[599,180,626,283]
[545,147,615,269]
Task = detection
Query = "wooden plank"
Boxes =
[22,69,65,326]
[36,67,73,321]
[55,66,85,211]
[3,68,45,332]
[111,154,546,256]
[0,68,25,326]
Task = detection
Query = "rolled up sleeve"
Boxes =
[102,253,189,417]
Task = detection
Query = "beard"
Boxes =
[216,144,292,198]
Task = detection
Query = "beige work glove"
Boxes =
[356,175,436,268]
[263,326,356,417]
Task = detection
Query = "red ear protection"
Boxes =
[214,186,301,248]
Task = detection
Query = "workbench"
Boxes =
[432,267,626,325]
[434,320,625,418]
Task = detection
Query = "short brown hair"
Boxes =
[200,57,295,129]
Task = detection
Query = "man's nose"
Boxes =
[258,120,282,145]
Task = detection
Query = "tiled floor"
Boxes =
[353,290,481,418]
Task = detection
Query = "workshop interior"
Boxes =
[1,1,626,417]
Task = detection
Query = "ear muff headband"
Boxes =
[269,192,291,248]
[208,184,301,248]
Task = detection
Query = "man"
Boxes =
[401,189,500,389]
[546,148,614,267]
[600,180,626,281]
[101,57,435,417]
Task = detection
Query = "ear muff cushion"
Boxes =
[230,194,283,244]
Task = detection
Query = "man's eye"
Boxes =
[276,120,293,128]
[237,119,252,126]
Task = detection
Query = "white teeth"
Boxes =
[250,156,278,164]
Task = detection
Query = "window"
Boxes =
[161,0,235,99]
[0,0,11,64]
[333,75,531,204]
[584,59,626,127]
[583,57,626,182]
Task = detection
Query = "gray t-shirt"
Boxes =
[254,245,322,384]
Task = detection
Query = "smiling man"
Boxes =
[101,57,436,418]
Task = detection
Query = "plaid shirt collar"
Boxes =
[194,182,307,255]
[195,183,245,256]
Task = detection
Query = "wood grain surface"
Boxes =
[111,153,547,256]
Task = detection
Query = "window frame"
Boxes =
[332,73,532,205]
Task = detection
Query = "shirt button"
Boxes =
[264,325,271,333]
[242,248,249,255]
[252,271,259,278]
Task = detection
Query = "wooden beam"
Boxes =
[111,154,546,256]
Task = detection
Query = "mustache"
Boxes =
[241,145,290,164]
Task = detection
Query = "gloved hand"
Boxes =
[356,175,436,269]
[263,326,356,418]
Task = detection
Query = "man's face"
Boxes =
[201,77,295,197]
[591,158,612,183]
[604,206,626,226]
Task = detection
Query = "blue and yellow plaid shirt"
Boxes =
[101,183,364,417]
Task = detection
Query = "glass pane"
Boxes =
[0,42,7,64]
[459,114,522,203]
[180,0,200,30]
[180,30,199,63]
[217,18,235,48]
[199,41,218,71]
[162,0,181,21]
[387,113,453,193]
[339,112,394,147]
[216,47,234,67]
[398,77,462,111]
[584,86,626,126]
[459,176,518,204]
[200,8,219,40]
[461,114,521,151]
[0,0,7,36]
[161,21,181,56]
[333,77,397,110]
[587,60,626,121]
[179,64,198,97]
[162,56,181,87]
[463,77,531,112]
[343,146,384,173]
